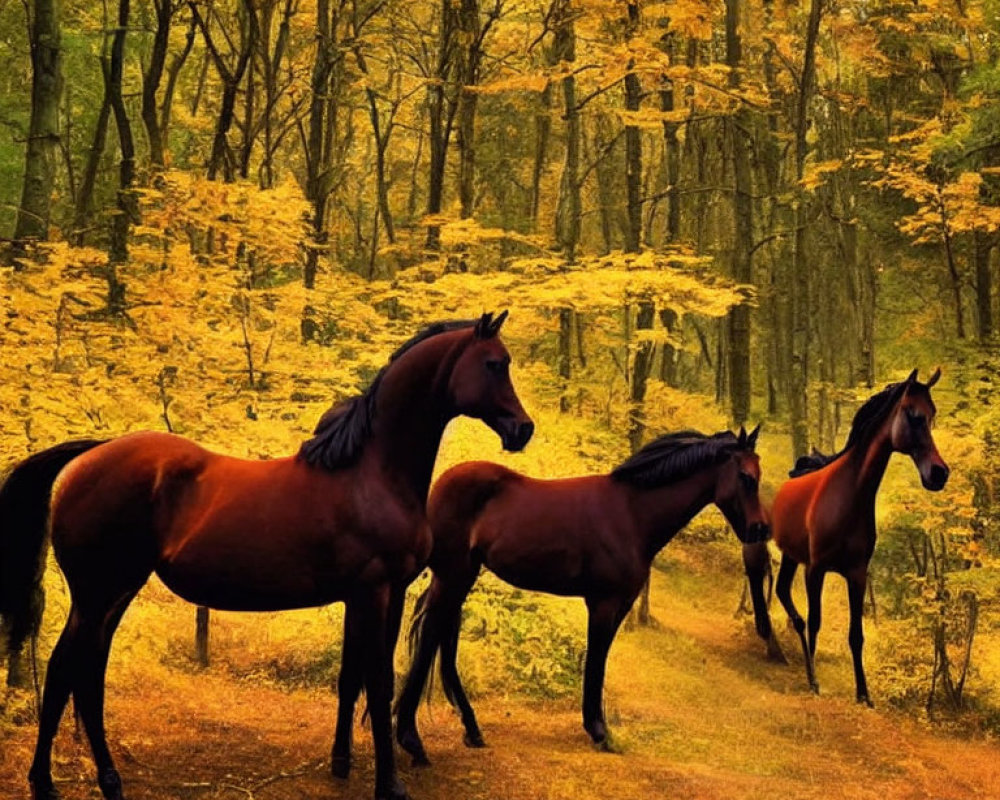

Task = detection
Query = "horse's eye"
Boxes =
[907,410,925,428]
[485,359,506,374]
[739,473,757,491]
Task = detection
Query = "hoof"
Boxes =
[331,755,351,780]
[593,731,623,754]
[766,635,788,665]
[30,783,62,800]
[463,731,486,749]
[375,777,411,800]
[809,682,820,695]
[98,768,125,800]
[396,726,430,766]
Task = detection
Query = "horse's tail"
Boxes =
[0,439,107,657]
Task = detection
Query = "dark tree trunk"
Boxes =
[788,0,823,457]
[975,230,994,341]
[13,0,63,244]
[141,0,173,168]
[725,0,753,426]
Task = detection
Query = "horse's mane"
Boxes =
[610,430,745,489]
[788,378,917,477]
[297,319,478,471]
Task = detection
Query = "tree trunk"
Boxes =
[975,230,994,341]
[788,0,823,457]
[13,0,63,244]
[107,0,136,314]
[141,0,173,168]
[725,0,753,426]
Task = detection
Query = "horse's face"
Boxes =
[449,312,534,452]
[715,426,769,544]
[890,368,949,491]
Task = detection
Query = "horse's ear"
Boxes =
[926,366,941,389]
[906,368,919,384]
[488,309,509,336]
[737,425,747,447]
[474,312,494,339]
[747,423,761,451]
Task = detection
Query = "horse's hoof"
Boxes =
[766,636,789,665]
[30,783,62,800]
[330,755,351,779]
[98,768,125,800]
[809,683,820,695]
[374,777,411,800]
[463,731,486,749]
[593,732,623,754]
[396,726,430,765]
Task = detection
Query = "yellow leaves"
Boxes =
[799,159,844,192]
[475,71,550,95]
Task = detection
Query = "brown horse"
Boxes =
[394,426,768,765]
[0,312,533,800]
[770,368,948,704]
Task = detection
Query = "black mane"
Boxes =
[788,378,917,477]
[297,319,478,471]
[610,430,745,489]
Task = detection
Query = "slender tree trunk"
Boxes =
[73,90,111,245]
[725,0,753,426]
[788,0,823,457]
[975,230,994,341]
[160,13,197,142]
[13,0,63,245]
[141,0,173,168]
[107,0,136,309]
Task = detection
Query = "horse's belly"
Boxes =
[155,558,347,611]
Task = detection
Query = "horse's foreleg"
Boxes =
[847,569,872,707]
[359,586,410,800]
[742,543,786,664]
[804,567,825,695]
[28,610,80,800]
[581,598,627,750]
[331,602,364,780]
[776,554,816,692]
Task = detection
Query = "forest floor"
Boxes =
[2,543,999,800]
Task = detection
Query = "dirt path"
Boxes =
[2,546,998,800]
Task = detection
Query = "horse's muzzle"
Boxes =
[745,522,770,544]
[922,463,949,492]
[502,420,534,452]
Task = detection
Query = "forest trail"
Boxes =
[2,544,998,800]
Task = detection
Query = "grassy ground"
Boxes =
[2,540,999,800]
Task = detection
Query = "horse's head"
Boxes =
[715,424,769,544]
[450,311,534,452]
[890,368,949,491]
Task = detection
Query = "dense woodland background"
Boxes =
[3,0,1000,787]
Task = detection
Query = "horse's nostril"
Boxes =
[930,464,949,486]
[518,421,535,443]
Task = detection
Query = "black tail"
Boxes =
[0,439,107,657]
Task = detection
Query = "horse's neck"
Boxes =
[633,468,718,560]
[843,420,896,505]
[365,339,460,505]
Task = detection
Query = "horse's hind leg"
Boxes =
[28,609,81,800]
[331,602,364,779]
[437,581,482,749]
[395,577,448,766]
[775,554,818,692]
[73,591,141,800]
